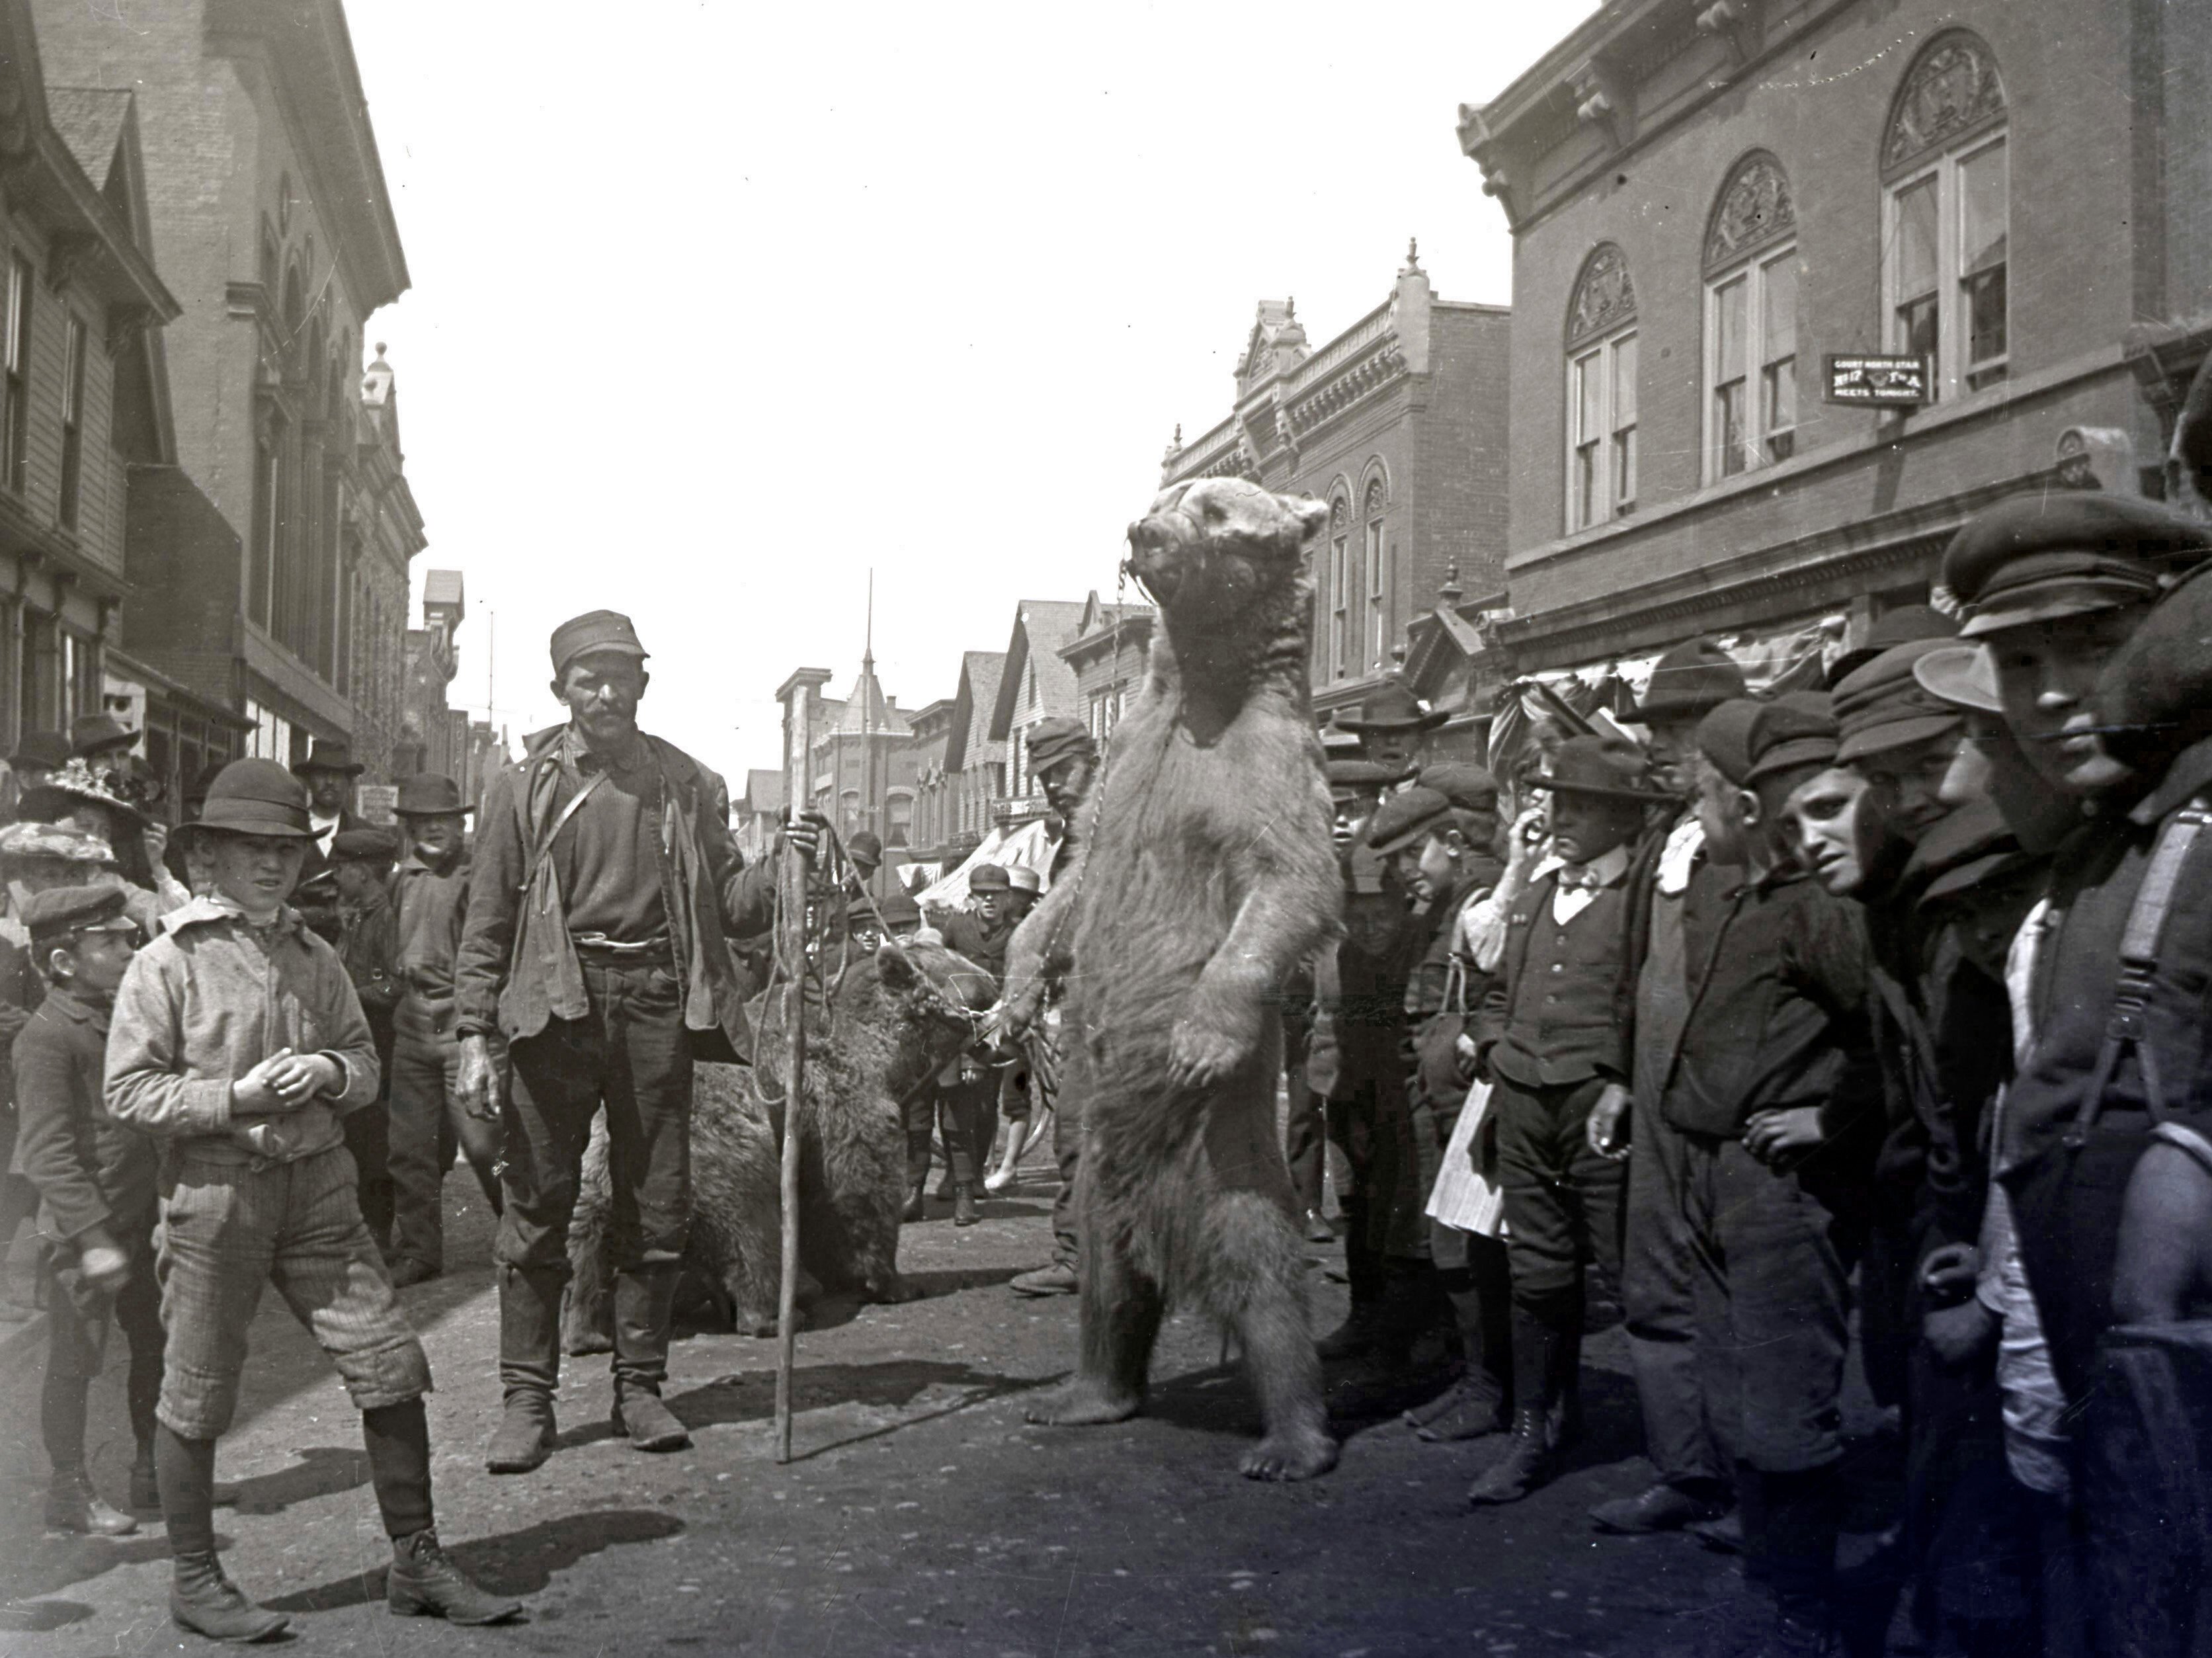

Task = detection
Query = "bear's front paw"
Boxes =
[1168,1013,1253,1092]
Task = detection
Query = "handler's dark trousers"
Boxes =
[1623,1100,1727,1495]
[497,955,692,1404]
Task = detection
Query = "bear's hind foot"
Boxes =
[1240,1428,1338,1483]
[1025,1378,1143,1428]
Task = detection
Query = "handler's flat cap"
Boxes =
[395,773,466,816]
[23,884,134,946]
[1834,638,1966,763]
[1912,645,2002,716]
[1526,734,1670,803]
[2095,560,2212,770]
[967,863,1010,893]
[0,821,113,866]
[1418,763,1500,813]
[329,827,399,864]
[198,759,313,837]
[1744,693,1841,786]
[1695,699,1766,787]
[68,714,134,758]
[9,729,67,770]
[550,610,649,675]
[1025,716,1097,774]
[1825,605,1960,690]
[1635,639,1747,722]
[1007,865,1042,895]
[1326,758,1403,796]
[1366,786,1454,855]
[1942,493,2212,640]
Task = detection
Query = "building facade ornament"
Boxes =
[1704,152,1794,272]
[1566,243,1635,345]
[1882,32,2004,175]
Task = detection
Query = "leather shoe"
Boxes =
[45,1473,136,1536]
[901,1182,926,1223]
[1467,1408,1555,1506]
[1590,1482,1728,1535]
[613,1389,691,1452]
[1301,1209,1336,1245]
[388,1528,523,1624]
[1405,1374,1507,1442]
[170,1552,287,1643]
[952,1182,980,1227]
[388,1257,439,1289]
[1009,1261,1077,1296]
[484,1393,557,1475]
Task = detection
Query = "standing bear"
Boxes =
[999,476,1342,1481]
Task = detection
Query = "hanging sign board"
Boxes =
[1824,354,1931,406]
[356,784,399,827]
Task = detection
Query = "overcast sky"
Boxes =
[348,2,1597,786]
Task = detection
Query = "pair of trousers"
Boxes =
[340,1091,395,1248]
[1282,1010,1325,1214]
[388,1010,504,1270]
[155,1144,431,1439]
[1492,1073,1625,1306]
[1622,1097,1725,1491]
[44,1242,163,1465]
[497,958,692,1274]
[933,1072,993,1186]
[1329,1074,1427,1260]
[1682,1134,1851,1472]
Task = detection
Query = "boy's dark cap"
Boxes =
[967,863,1010,893]
[1942,493,2212,639]
[199,759,313,837]
[1695,699,1766,787]
[1025,717,1097,774]
[9,729,68,770]
[1833,638,1967,762]
[395,773,466,817]
[878,888,922,928]
[68,714,134,758]
[1417,763,1500,813]
[329,827,399,864]
[1744,692,1841,786]
[1824,605,1961,689]
[1634,639,1746,722]
[1326,758,1404,796]
[24,884,133,946]
[1366,786,1453,856]
[551,610,649,675]
[1526,734,1670,804]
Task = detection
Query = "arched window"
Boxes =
[1363,477,1387,671]
[1704,153,1799,480]
[1882,32,2007,399]
[1565,245,1637,531]
[1327,491,1350,679]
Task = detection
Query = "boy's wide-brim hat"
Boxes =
[292,739,364,777]
[199,759,313,837]
[551,609,649,675]
[68,713,135,757]
[395,772,467,816]
[0,820,116,866]
[1634,638,1746,722]
[1525,734,1670,803]
[1338,683,1447,734]
[17,759,150,829]
[1941,492,2212,639]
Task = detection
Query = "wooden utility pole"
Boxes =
[772,671,824,1462]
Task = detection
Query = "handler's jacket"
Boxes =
[17,980,155,1246]
[455,723,774,1059]
[2000,733,2212,1403]
[392,850,469,1044]
[105,895,382,1167]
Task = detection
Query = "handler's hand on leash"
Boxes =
[456,1034,503,1122]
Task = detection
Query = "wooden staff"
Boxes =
[774,692,815,1463]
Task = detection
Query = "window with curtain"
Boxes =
[1882,33,2007,399]
[1564,245,1638,532]
[1703,154,1799,480]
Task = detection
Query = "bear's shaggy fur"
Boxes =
[1003,476,1343,1481]
[564,936,994,1352]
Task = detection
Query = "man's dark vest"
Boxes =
[1490,877,1628,1091]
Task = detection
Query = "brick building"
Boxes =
[897,696,954,853]
[915,650,1004,854]
[985,599,1087,825]
[37,0,421,777]
[0,1,185,780]
[1459,0,2212,677]
[395,568,502,806]
[1159,248,1512,722]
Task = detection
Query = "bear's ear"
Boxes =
[875,942,919,991]
[1288,493,1329,542]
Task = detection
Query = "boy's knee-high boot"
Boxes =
[366,1399,521,1626]
[1315,1198,1381,1359]
[1760,1464,1844,1653]
[1468,1298,1567,1505]
[1406,1257,1511,1440]
[485,1264,563,1473]
[610,1263,690,1452]
[160,1424,288,1643]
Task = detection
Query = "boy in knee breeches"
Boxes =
[15,885,161,1534]
[104,760,518,1643]
[1471,735,1667,1506]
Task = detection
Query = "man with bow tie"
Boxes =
[454,610,821,1475]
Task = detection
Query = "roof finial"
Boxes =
[1285,296,1295,321]
[1403,237,1421,273]
[1439,560,1463,606]
[374,341,388,359]
[1174,423,1182,444]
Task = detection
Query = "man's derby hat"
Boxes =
[1525,734,1670,804]
[1633,638,1747,723]
[395,773,468,816]
[68,714,136,759]
[292,739,365,778]
[1339,683,1448,735]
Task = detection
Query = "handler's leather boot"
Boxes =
[952,1182,981,1227]
[388,1528,523,1625]
[902,1180,927,1223]
[485,1265,562,1474]
[171,1552,288,1644]
[611,1264,691,1452]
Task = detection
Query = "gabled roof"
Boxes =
[739,768,784,815]
[987,600,1088,741]
[46,86,129,190]
[944,650,1006,774]
[825,658,911,738]
[1060,589,1154,666]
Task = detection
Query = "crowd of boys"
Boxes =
[1299,491,2212,1657]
